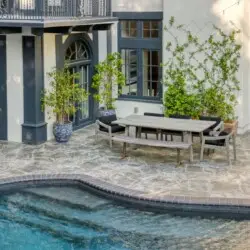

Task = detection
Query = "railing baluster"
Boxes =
[0,0,111,20]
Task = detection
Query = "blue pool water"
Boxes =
[0,186,249,250]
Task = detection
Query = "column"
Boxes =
[22,35,47,144]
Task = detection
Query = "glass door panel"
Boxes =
[68,67,76,123]
[79,65,89,120]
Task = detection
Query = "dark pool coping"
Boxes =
[0,174,250,220]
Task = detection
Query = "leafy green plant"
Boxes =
[163,68,201,118]
[201,26,241,120]
[92,52,125,110]
[163,16,241,120]
[41,64,88,124]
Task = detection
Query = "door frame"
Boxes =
[0,36,7,141]
[62,33,96,130]
[68,61,94,130]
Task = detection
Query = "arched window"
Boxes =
[65,40,89,61]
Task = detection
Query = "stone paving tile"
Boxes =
[0,125,250,199]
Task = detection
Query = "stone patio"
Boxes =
[1,125,250,199]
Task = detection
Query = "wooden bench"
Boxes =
[112,135,192,164]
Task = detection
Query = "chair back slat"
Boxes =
[144,112,164,117]
[199,116,221,130]
[169,114,191,119]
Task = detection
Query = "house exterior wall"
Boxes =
[112,0,163,12]
[113,0,249,134]
[43,34,57,141]
[162,0,248,134]
[98,31,107,62]
[6,34,24,142]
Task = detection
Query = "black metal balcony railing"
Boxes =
[0,0,111,20]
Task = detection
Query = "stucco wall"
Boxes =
[162,0,248,134]
[112,0,163,12]
[43,34,57,140]
[115,100,163,118]
[98,31,107,62]
[6,34,23,142]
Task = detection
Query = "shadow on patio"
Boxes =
[1,125,250,200]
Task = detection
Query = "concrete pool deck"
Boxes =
[1,125,250,200]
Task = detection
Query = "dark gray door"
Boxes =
[69,64,94,129]
[0,36,7,140]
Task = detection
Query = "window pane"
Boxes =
[122,29,130,38]
[130,21,137,29]
[130,29,137,37]
[143,21,150,29]
[152,66,159,81]
[143,50,160,97]
[151,51,159,65]
[121,21,137,38]
[121,49,138,96]
[143,29,150,38]
[151,30,159,38]
[79,65,89,120]
[151,21,159,29]
[121,21,129,29]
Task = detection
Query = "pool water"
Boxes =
[0,186,249,250]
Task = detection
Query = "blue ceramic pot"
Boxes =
[53,122,73,143]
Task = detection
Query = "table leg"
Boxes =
[233,134,237,161]
[188,132,193,163]
[138,127,142,138]
[125,126,129,136]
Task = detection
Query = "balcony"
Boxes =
[0,0,116,31]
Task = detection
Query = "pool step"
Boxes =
[2,195,111,233]
[24,186,111,210]
[0,203,129,249]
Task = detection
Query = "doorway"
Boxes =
[65,38,94,129]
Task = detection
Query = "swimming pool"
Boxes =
[0,184,249,250]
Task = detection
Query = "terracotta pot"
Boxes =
[224,120,238,135]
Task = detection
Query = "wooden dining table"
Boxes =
[113,115,216,162]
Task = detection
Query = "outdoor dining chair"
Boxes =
[192,116,224,142]
[95,114,125,148]
[200,130,236,164]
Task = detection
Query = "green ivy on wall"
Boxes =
[162,16,241,120]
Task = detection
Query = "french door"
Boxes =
[69,64,94,129]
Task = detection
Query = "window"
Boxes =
[121,49,138,96]
[119,19,162,100]
[65,40,89,61]
[143,21,160,38]
[143,50,160,97]
[121,21,137,38]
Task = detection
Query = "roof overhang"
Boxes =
[0,16,118,34]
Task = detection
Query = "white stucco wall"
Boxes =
[6,34,23,142]
[112,0,163,12]
[115,100,163,118]
[43,34,57,140]
[98,31,107,62]
[162,0,248,134]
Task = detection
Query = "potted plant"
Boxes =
[41,64,88,143]
[92,52,125,117]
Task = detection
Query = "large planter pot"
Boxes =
[53,121,73,143]
[224,120,238,135]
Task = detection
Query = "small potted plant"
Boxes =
[41,64,88,142]
[92,52,125,117]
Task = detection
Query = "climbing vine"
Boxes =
[163,16,241,120]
